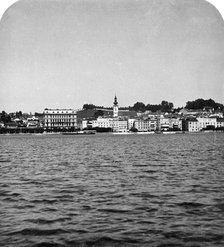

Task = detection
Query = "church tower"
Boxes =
[113,95,119,118]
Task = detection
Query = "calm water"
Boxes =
[0,133,224,247]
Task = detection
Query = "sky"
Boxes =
[0,0,224,113]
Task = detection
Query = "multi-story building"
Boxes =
[134,118,151,132]
[97,117,111,128]
[217,118,224,129]
[82,119,98,129]
[27,117,40,128]
[82,117,128,132]
[157,115,182,131]
[134,117,157,132]
[197,117,217,130]
[44,109,77,129]
[128,119,135,130]
[169,118,182,130]
[110,119,128,132]
[184,118,200,132]
[183,116,221,132]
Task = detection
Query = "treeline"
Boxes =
[83,100,174,112]
[0,111,43,124]
[132,101,174,112]
[83,98,224,113]
[186,98,223,111]
[83,104,107,110]
[83,104,131,110]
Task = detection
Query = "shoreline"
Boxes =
[1,130,224,136]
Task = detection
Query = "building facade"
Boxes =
[183,117,219,132]
[110,119,128,132]
[217,118,224,129]
[27,117,40,128]
[44,109,77,129]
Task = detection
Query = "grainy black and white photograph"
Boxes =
[0,0,224,246]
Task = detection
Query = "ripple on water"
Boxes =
[9,228,69,236]
[1,133,224,247]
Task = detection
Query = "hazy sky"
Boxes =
[0,0,224,113]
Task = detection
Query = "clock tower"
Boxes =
[113,95,119,118]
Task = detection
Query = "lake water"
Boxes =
[0,133,224,247]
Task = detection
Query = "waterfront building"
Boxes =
[156,115,182,131]
[197,117,217,130]
[134,117,157,132]
[82,119,98,129]
[216,118,224,129]
[150,118,157,131]
[97,117,111,128]
[183,116,221,132]
[44,109,77,129]
[157,115,169,131]
[27,116,40,128]
[128,119,135,130]
[134,118,151,132]
[159,116,170,131]
[184,118,200,132]
[82,117,128,132]
[110,118,128,132]
[169,118,182,130]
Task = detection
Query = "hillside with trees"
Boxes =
[132,100,174,112]
[83,100,174,113]
[185,99,224,111]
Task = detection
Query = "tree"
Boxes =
[0,111,11,123]
[83,104,95,110]
[161,101,173,112]
[168,102,174,110]
[15,111,22,118]
[146,104,161,112]
[133,102,146,112]
[185,98,224,111]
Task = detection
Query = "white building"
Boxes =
[134,118,157,132]
[197,117,217,130]
[217,118,224,129]
[97,117,111,128]
[110,119,128,132]
[184,117,220,132]
[27,117,40,128]
[134,118,151,132]
[44,109,77,129]
[157,115,182,131]
[82,119,98,129]
[128,119,135,130]
[186,119,200,132]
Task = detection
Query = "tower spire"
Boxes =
[114,95,118,106]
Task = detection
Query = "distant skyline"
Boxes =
[0,0,224,113]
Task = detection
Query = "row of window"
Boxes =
[46,120,77,123]
[45,111,75,114]
[46,124,76,126]
[45,116,76,119]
